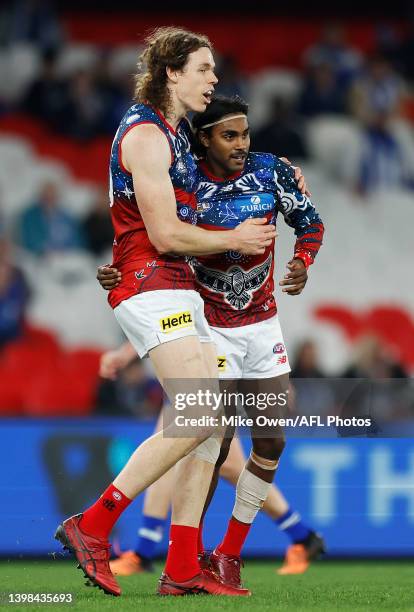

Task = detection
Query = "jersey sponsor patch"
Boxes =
[159,311,194,333]
[217,356,227,371]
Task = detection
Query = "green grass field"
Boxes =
[0,560,413,612]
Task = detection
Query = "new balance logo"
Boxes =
[103,499,116,511]
[160,311,194,333]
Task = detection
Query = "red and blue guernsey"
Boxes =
[193,153,324,328]
[108,103,198,309]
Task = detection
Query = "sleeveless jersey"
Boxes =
[193,153,324,328]
[108,104,198,309]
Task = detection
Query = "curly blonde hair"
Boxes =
[134,27,212,116]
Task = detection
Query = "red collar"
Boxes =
[152,106,177,135]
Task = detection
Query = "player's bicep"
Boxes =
[122,125,179,246]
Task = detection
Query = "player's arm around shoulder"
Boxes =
[122,124,276,257]
[121,124,180,254]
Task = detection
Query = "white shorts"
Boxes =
[114,290,213,358]
[210,316,291,379]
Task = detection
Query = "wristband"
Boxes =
[293,251,312,269]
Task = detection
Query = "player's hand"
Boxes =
[279,157,311,197]
[100,349,128,380]
[233,217,277,255]
[279,258,308,295]
[97,265,121,290]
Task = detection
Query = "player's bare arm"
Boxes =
[279,258,308,295]
[122,125,276,256]
[96,265,121,289]
[99,341,137,380]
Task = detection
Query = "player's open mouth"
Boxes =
[203,90,214,104]
[231,153,247,161]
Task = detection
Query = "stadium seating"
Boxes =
[248,69,302,129]
[0,123,412,382]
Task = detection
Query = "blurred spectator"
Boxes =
[0,236,29,347]
[82,187,114,256]
[93,52,132,134]
[357,121,414,193]
[252,96,308,159]
[393,22,414,82]
[342,335,407,379]
[344,56,414,193]
[291,340,326,378]
[17,181,85,255]
[298,62,346,117]
[95,357,164,418]
[215,54,249,100]
[339,335,409,429]
[0,0,63,50]
[290,340,334,421]
[21,48,68,129]
[61,70,108,140]
[304,22,362,89]
[349,55,403,123]
[374,24,402,70]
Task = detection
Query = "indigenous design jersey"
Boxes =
[108,103,198,309]
[193,153,324,328]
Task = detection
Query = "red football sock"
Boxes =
[79,484,132,539]
[164,524,200,582]
[218,517,251,557]
[197,519,204,555]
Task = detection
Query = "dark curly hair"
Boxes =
[192,94,249,156]
[134,27,212,116]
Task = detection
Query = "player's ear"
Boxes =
[198,130,210,148]
[166,66,179,84]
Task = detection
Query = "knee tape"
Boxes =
[250,451,279,471]
[232,467,272,524]
[189,436,221,464]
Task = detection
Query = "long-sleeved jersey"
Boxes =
[193,153,324,328]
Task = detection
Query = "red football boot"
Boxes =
[209,547,244,589]
[157,569,251,596]
[54,513,121,596]
[198,551,211,571]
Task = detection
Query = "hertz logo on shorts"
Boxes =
[217,356,226,371]
[160,311,194,333]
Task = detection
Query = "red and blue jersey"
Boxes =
[193,153,324,328]
[108,103,198,309]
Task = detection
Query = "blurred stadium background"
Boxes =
[0,0,413,561]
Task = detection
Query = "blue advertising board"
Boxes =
[1,419,413,557]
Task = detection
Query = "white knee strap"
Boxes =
[232,467,272,524]
[250,451,279,471]
[189,436,221,464]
